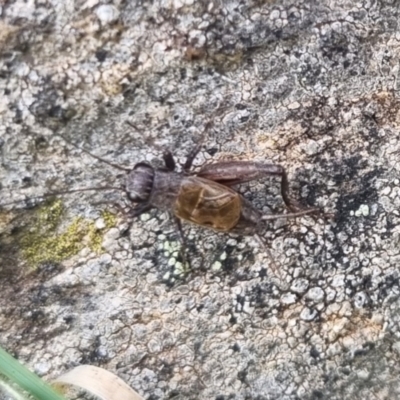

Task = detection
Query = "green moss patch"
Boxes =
[19,200,116,267]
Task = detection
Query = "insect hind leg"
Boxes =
[261,208,320,221]
[197,161,316,213]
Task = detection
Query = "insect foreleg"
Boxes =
[116,203,152,239]
[130,203,152,218]
[197,161,306,212]
[163,151,176,171]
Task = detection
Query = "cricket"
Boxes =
[1,134,324,269]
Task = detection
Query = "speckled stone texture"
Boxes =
[1,1,400,399]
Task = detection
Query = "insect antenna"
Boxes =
[56,133,131,172]
[320,209,335,270]
[0,186,127,208]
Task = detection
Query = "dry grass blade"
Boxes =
[52,365,144,400]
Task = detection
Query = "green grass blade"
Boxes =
[0,377,31,400]
[0,346,67,400]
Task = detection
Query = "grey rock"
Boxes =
[1,1,400,399]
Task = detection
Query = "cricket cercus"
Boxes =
[2,138,321,265]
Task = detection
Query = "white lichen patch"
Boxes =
[355,204,370,217]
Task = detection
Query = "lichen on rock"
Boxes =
[18,200,116,267]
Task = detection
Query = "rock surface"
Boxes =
[1,1,400,399]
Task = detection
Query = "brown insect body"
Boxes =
[125,153,312,237]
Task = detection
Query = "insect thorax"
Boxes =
[148,170,183,210]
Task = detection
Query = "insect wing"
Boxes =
[174,177,241,231]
